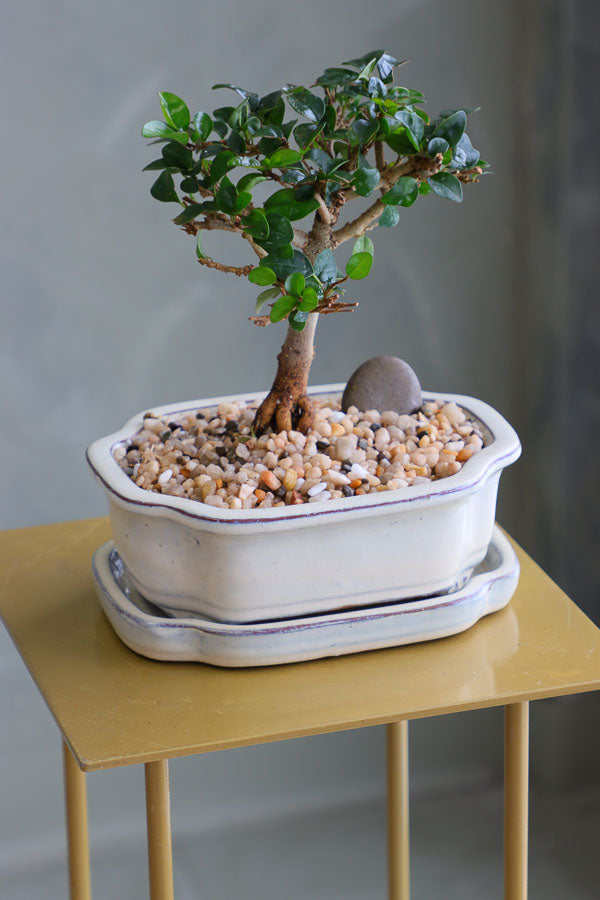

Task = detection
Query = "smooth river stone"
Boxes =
[342,356,423,415]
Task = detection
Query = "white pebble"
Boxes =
[308,482,328,497]
[330,411,346,422]
[349,463,370,480]
[309,491,331,502]
[158,469,173,485]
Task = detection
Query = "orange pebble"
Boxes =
[254,489,266,501]
[457,446,477,463]
[350,479,362,489]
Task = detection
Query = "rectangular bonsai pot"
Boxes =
[86,384,521,623]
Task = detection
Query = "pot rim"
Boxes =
[86,384,521,527]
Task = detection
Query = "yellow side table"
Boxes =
[1,518,599,900]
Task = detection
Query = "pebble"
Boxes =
[342,356,422,416]
[116,395,485,510]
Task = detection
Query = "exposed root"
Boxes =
[296,394,314,433]
[254,389,314,435]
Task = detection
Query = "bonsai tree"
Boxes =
[142,50,486,432]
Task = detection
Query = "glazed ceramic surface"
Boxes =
[86,385,521,623]
[91,526,519,667]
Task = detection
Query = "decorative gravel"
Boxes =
[113,397,486,510]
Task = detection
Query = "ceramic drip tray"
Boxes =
[91,525,519,667]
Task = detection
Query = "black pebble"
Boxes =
[168,422,180,431]
[371,423,382,432]
[195,412,205,419]
[216,445,227,456]
[358,438,368,451]
[225,420,238,432]
[275,486,287,499]
[342,485,354,497]
[341,461,352,472]
[160,430,171,442]
[316,440,329,451]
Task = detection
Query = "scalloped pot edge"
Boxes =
[86,385,521,622]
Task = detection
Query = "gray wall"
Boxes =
[2,0,598,895]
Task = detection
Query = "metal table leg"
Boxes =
[387,720,410,900]
[63,740,92,900]
[504,702,529,900]
[145,759,174,900]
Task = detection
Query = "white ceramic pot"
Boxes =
[86,385,520,623]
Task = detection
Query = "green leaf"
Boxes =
[381,176,418,207]
[418,182,432,195]
[379,206,400,227]
[235,191,252,212]
[141,121,189,144]
[192,111,212,141]
[350,118,379,145]
[142,120,178,139]
[212,119,228,139]
[142,158,169,171]
[344,50,403,80]
[353,166,380,197]
[243,209,269,240]
[216,175,237,213]
[346,251,373,280]
[394,110,424,150]
[158,92,190,130]
[428,172,463,202]
[305,147,336,173]
[431,110,467,148]
[212,83,257,102]
[428,137,449,156]
[249,266,277,286]
[264,189,320,222]
[288,309,309,331]
[162,141,193,170]
[172,203,204,225]
[196,232,207,259]
[255,286,280,314]
[313,249,337,284]
[286,88,325,123]
[294,122,323,149]
[285,272,305,296]
[260,212,294,249]
[353,236,374,256]
[264,148,304,168]
[180,176,198,193]
[206,150,237,186]
[227,129,246,154]
[213,105,235,122]
[357,58,378,81]
[261,249,312,281]
[150,171,180,204]
[316,68,357,87]
[237,173,267,192]
[385,130,419,156]
[297,286,319,311]
[451,133,480,169]
[270,295,297,323]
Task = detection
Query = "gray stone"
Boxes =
[342,356,423,415]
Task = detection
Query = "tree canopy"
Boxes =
[142,50,486,333]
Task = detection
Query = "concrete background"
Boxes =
[2,0,599,896]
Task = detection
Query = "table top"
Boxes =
[1,518,599,772]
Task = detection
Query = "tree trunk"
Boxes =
[254,312,319,433]
[254,212,333,433]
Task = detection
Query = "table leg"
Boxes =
[62,740,92,900]
[504,702,529,900]
[145,759,174,900]
[387,720,410,900]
